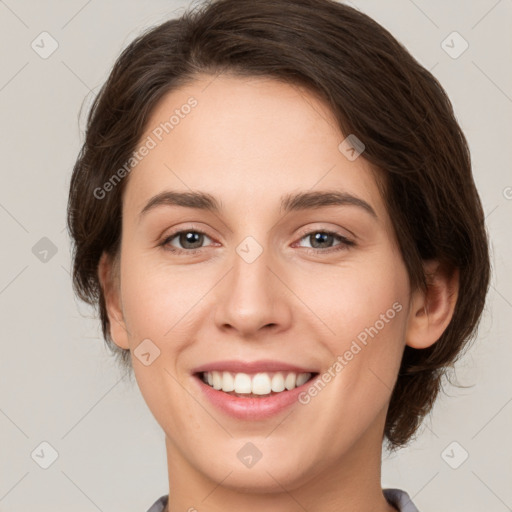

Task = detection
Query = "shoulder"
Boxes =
[383,488,421,512]
[145,494,169,512]
[146,490,418,512]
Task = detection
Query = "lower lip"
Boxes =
[193,374,318,420]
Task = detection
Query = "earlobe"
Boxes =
[98,251,130,350]
[406,260,459,350]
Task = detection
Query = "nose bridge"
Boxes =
[231,235,276,307]
[232,237,272,298]
[213,234,291,334]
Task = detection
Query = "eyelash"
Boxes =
[159,228,355,255]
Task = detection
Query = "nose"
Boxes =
[213,242,293,338]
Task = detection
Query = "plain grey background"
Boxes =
[0,1,511,511]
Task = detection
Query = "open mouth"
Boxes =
[195,371,318,398]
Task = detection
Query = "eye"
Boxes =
[295,230,355,253]
[159,228,355,255]
[160,229,214,253]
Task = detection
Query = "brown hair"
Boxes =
[66,0,490,452]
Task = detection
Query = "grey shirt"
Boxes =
[146,488,420,511]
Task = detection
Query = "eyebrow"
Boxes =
[138,189,377,220]
[281,190,377,218]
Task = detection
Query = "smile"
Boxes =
[191,360,320,420]
[199,371,315,396]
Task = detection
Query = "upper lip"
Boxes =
[191,360,318,375]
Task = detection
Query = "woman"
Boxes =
[66,0,490,510]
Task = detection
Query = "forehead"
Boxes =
[123,74,386,222]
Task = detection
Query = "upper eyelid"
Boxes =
[295,223,354,240]
[163,220,354,238]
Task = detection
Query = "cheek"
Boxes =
[309,259,408,335]
[120,259,199,426]
[306,254,410,384]
[119,255,203,341]
[303,262,409,435]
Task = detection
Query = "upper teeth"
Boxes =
[202,371,312,395]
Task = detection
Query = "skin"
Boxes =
[98,74,458,512]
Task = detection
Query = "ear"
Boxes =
[406,260,459,349]
[97,251,130,350]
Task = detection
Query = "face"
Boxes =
[105,74,415,493]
